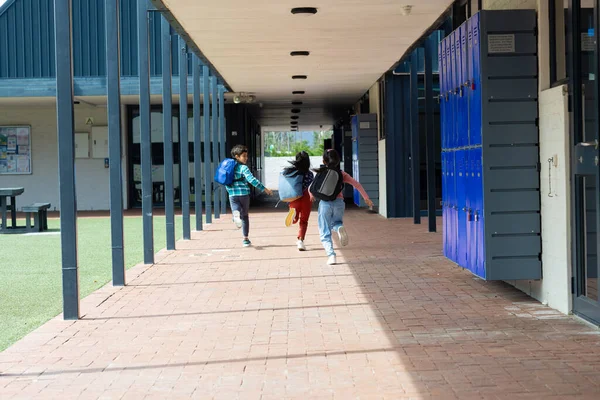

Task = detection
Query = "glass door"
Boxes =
[571,0,600,323]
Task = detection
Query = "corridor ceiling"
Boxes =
[159,0,453,131]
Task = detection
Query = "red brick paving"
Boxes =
[1,208,600,399]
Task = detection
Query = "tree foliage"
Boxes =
[264,131,333,157]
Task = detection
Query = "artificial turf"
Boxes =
[0,215,183,352]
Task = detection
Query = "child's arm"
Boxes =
[342,171,374,207]
[241,165,273,195]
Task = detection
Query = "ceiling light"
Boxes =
[291,7,317,15]
[292,101,303,105]
[291,116,299,120]
[400,5,412,16]
[292,75,307,80]
[290,51,310,56]
[232,92,255,104]
[292,91,305,95]
[291,109,301,113]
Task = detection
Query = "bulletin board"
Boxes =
[0,126,32,175]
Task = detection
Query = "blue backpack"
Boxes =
[278,171,304,202]
[214,158,243,186]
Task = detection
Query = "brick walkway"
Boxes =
[1,208,600,399]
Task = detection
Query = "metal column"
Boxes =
[137,0,154,263]
[161,17,175,250]
[218,85,227,215]
[211,76,220,219]
[193,55,203,231]
[410,51,421,225]
[424,36,437,233]
[54,0,79,319]
[105,0,125,285]
[179,37,191,240]
[203,67,212,223]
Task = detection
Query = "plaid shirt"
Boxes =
[225,164,266,197]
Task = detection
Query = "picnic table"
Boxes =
[0,187,24,231]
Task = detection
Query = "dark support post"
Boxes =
[424,36,437,233]
[179,37,191,240]
[193,55,203,231]
[218,85,227,215]
[105,0,125,285]
[162,17,175,250]
[203,67,212,224]
[138,0,154,263]
[410,51,421,225]
[211,76,220,219]
[54,0,79,319]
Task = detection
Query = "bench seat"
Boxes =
[22,203,51,232]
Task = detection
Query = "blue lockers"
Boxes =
[440,10,541,281]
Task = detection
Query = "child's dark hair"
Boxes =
[283,151,310,176]
[313,149,341,174]
[231,144,248,158]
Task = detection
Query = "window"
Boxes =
[549,0,568,87]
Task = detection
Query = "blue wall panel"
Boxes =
[0,0,192,79]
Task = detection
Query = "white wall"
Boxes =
[507,85,572,314]
[369,82,387,217]
[263,156,323,190]
[0,104,127,211]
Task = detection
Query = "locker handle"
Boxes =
[474,211,480,222]
[467,209,473,221]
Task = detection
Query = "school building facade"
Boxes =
[1,0,600,325]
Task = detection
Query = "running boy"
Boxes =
[226,144,273,247]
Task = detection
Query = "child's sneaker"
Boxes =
[337,226,349,247]
[232,210,242,229]
[297,240,306,251]
[285,208,296,227]
[327,255,337,265]
[242,239,252,247]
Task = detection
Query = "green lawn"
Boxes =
[0,215,184,352]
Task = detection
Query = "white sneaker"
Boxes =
[232,210,242,229]
[297,240,306,251]
[327,255,337,265]
[337,226,349,247]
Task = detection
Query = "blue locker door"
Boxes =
[440,37,452,149]
[456,26,464,148]
[460,23,468,148]
[467,18,474,146]
[471,14,482,146]
[442,152,447,257]
[465,148,474,273]
[439,41,443,150]
[475,147,485,279]
[351,117,360,206]
[450,151,457,262]
[457,150,467,268]
[448,31,460,148]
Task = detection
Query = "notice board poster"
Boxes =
[0,126,31,174]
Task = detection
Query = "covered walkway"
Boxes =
[1,209,599,399]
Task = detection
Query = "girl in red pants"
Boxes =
[283,151,314,251]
